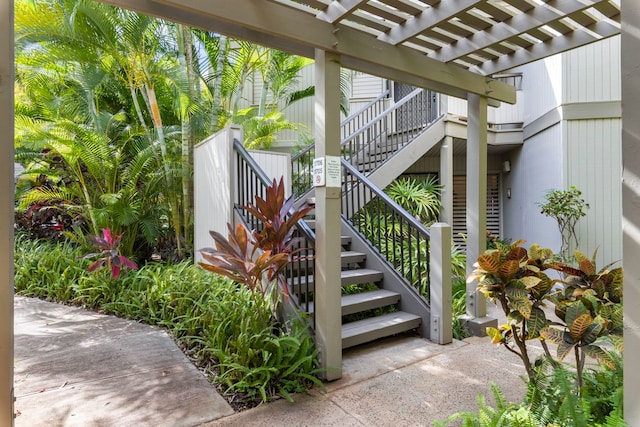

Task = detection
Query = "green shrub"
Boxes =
[452,277,470,340]
[14,235,320,404]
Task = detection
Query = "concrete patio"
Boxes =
[14,296,531,427]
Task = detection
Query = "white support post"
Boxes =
[1,0,14,424]
[440,136,454,224]
[621,2,640,422]
[313,49,342,381]
[429,223,452,344]
[464,93,496,335]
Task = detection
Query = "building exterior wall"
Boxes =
[563,36,621,104]
[502,124,564,251]
[564,118,622,265]
[269,40,621,265]
[502,37,622,262]
[521,56,563,124]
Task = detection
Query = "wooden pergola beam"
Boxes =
[99,0,516,103]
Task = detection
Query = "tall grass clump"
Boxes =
[14,234,321,405]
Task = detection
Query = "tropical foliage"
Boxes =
[82,228,138,278]
[14,0,314,261]
[199,179,313,314]
[13,233,321,406]
[436,358,626,427]
[470,241,622,384]
[538,186,590,261]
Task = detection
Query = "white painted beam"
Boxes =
[0,0,14,424]
[316,0,365,24]
[99,0,516,103]
[621,1,640,422]
[313,49,343,381]
[379,0,482,46]
[440,136,454,224]
[431,0,606,63]
[466,94,488,319]
[478,20,619,75]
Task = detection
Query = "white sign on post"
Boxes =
[325,156,341,188]
[313,158,325,187]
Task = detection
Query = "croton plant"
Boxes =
[469,240,623,389]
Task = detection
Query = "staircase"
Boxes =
[233,87,443,349]
[292,88,445,200]
[298,217,422,349]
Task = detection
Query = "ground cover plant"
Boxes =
[13,232,321,408]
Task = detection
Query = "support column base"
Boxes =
[460,315,497,337]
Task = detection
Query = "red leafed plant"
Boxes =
[199,223,290,299]
[82,228,138,278]
[199,178,312,310]
[243,178,313,256]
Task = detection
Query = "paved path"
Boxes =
[14,296,532,427]
[14,297,234,427]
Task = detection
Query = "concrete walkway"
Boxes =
[14,297,234,426]
[14,297,531,426]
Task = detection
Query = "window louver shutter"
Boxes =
[452,175,500,248]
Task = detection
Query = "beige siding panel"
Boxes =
[563,36,621,104]
[446,96,467,118]
[194,128,240,263]
[564,118,622,266]
[279,65,316,145]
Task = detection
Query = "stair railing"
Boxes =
[341,89,390,141]
[233,139,316,316]
[292,89,441,198]
[341,158,431,301]
[291,90,389,198]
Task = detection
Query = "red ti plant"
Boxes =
[243,178,313,256]
[199,223,290,305]
[199,178,313,311]
[243,178,314,300]
[82,228,138,279]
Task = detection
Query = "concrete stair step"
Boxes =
[340,251,367,265]
[342,311,422,349]
[288,268,384,293]
[341,289,401,316]
[307,289,400,316]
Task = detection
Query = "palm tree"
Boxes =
[15,0,328,257]
[16,0,192,257]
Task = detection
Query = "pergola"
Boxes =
[2,0,639,423]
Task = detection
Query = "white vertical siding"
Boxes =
[502,124,564,250]
[248,150,292,198]
[278,65,315,146]
[490,90,524,125]
[563,36,621,104]
[520,55,563,124]
[446,96,467,117]
[564,118,622,265]
[194,127,240,263]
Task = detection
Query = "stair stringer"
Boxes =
[340,217,431,340]
[367,115,446,190]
